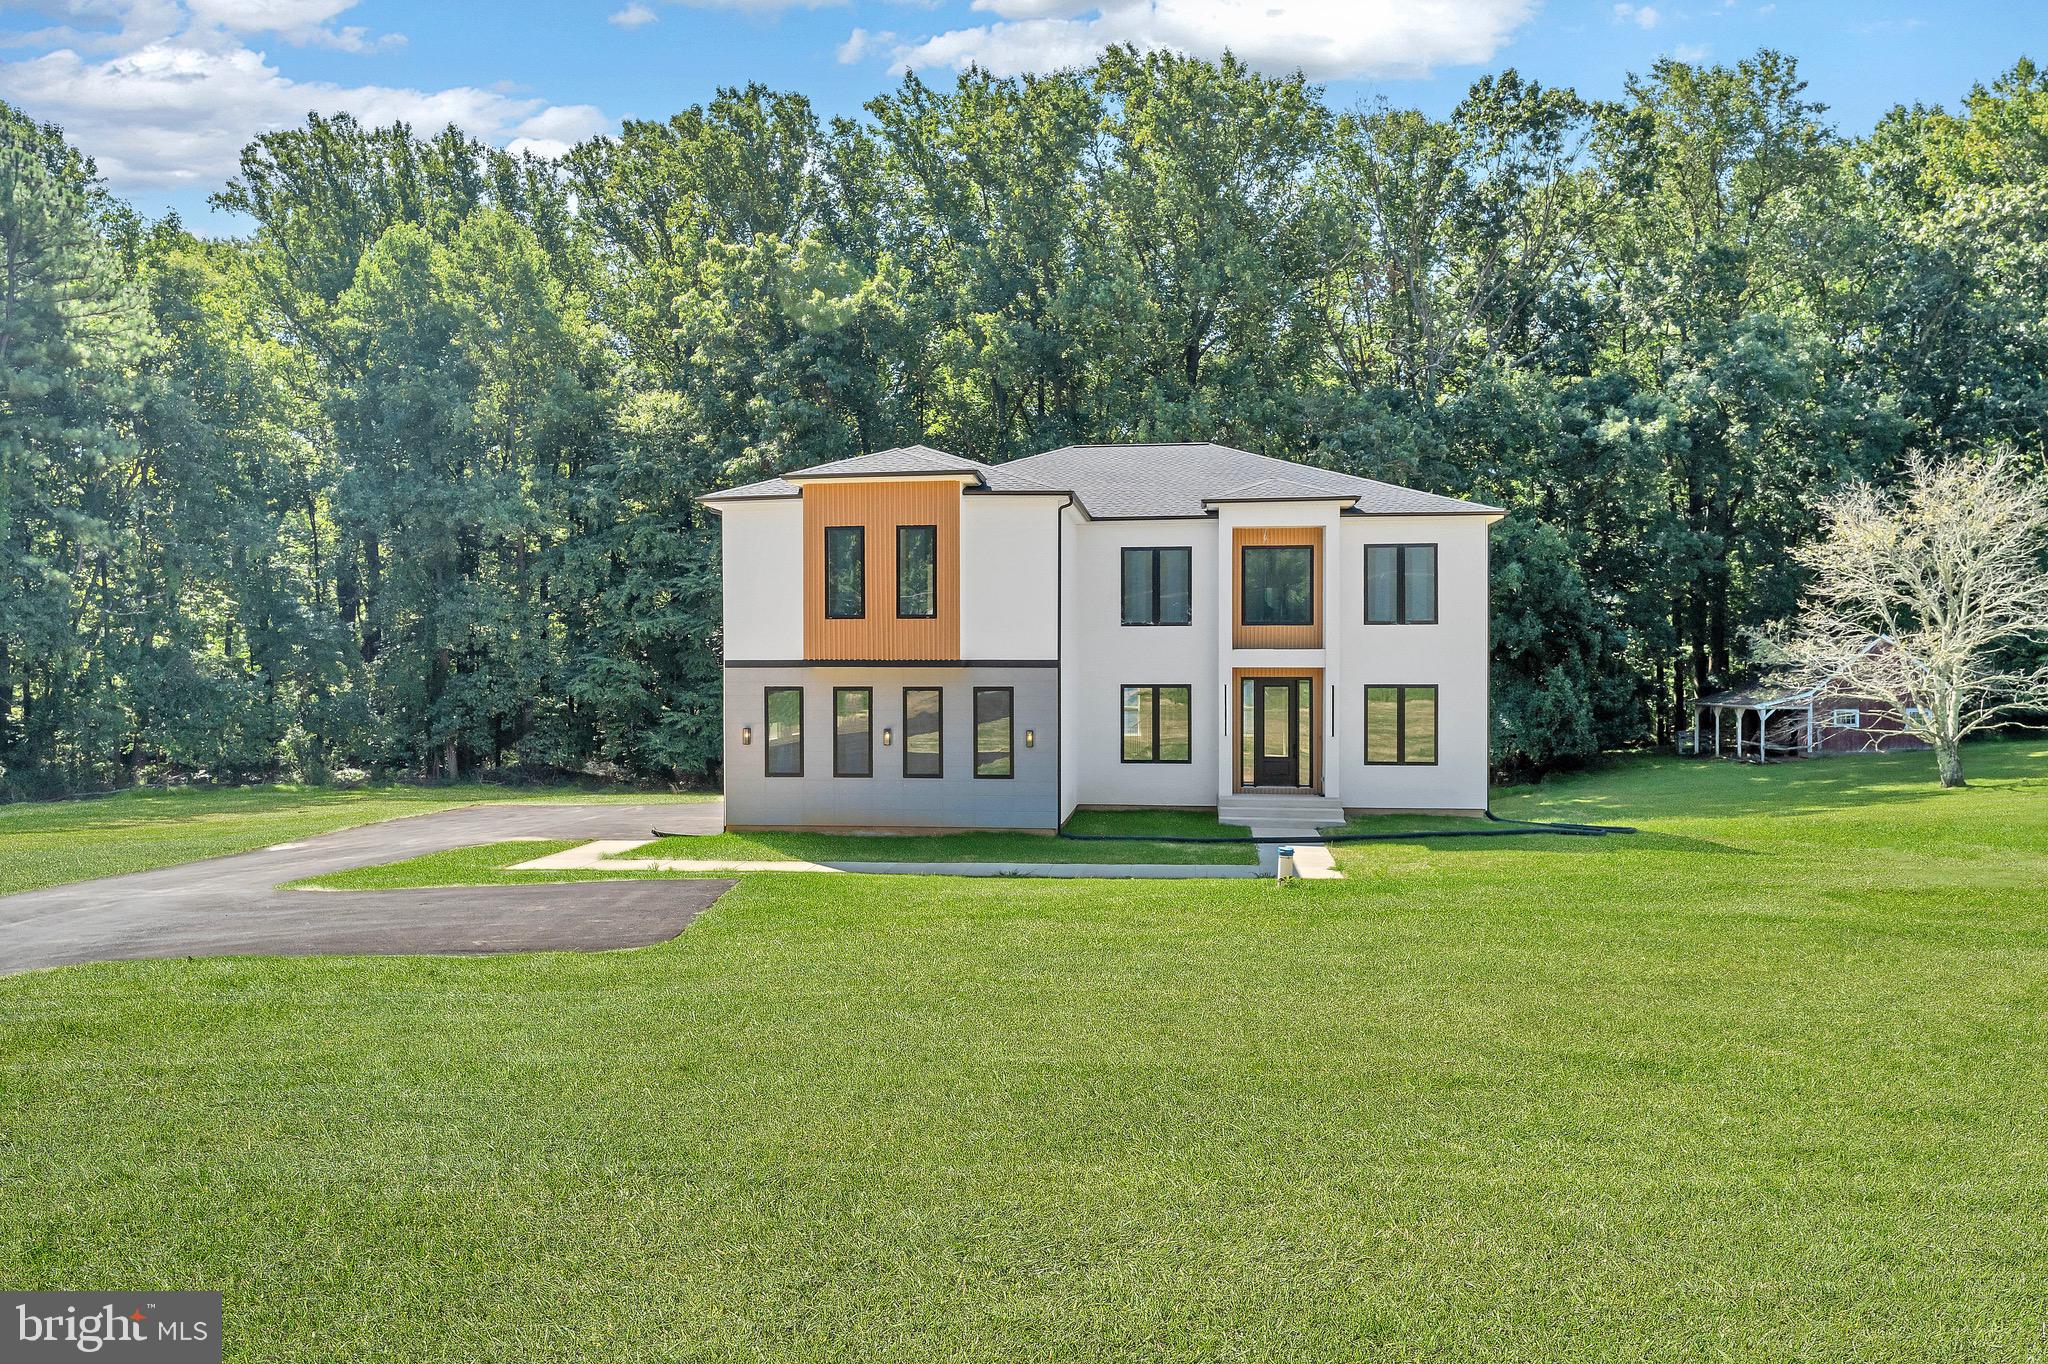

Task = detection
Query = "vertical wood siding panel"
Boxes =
[803,479,961,660]
[1231,525,1324,649]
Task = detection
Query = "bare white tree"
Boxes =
[1759,452,2048,788]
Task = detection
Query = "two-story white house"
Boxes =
[699,443,1502,830]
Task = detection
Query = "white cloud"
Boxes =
[0,5,614,191]
[1670,42,1710,61]
[837,25,897,63]
[1612,3,1661,28]
[607,3,658,27]
[881,0,1538,81]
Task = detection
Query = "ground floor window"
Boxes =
[903,686,943,778]
[974,687,1014,778]
[1365,685,1437,765]
[1122,685,1192,763]
[765,686,804,776]
[833,687,872,777]
[1831,707,1862,728]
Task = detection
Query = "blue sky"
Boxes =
[2,0,2041,231]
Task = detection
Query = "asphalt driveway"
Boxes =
[0,801,731,976]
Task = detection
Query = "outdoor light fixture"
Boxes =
[882,727,893,746]
[1024,728,1035,748]
[741,725,752,746]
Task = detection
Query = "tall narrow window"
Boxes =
[1120,547,1193,625]
[765,686,803,776]
[824,526,864,619]
[903,686,943,778]
[1365,544,1438,624]
[897,524,936,618]
[974,687,1013,778]
[1241,545,1313,626]
[833,687,872,777]
[1121,685,1192,763]
[1365,685,1438,765]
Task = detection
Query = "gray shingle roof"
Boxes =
[1204,476,1362,504]
[1004,443,1501,518]
[699,445,1064,503]
[699,441,1500,518]
[784,445,986,480]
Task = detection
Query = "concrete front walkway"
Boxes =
[510,834,1342,880]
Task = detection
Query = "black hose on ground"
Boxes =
[653,812,1638,846]
[1054,809,1635,845]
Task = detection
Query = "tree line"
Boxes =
[3,47,2045,796]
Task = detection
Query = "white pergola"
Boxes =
[1691,686,1821,762]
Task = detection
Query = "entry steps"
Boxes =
[1216,792,1349,829]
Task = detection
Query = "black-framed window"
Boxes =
[824,526,864,619]
[1365,544,1438,624]
[903,686,943,778]
[1121,685,1192,763]
[833,687,872,777]
[765,686,804,776]
[897,524,936,618]
[973,687,1013,779]
[1120,547,1192,626]
[1241,545,1314,626]
[1365,685,1438,765]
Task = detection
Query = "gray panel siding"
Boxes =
[723,666,1059,830]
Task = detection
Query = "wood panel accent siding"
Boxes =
[1231,666,1324,794]
[1232,525,1324,649]
[803,479,961,659]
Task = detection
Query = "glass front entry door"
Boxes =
[1252,678,1302,788]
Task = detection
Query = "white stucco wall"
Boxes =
[960,494,1064,660]
[718,500,804,660]
[1062,516,1221,807]
[1057,503,1082,821]
[1336,515,1494,812]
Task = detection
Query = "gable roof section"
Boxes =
[699,445,1063,505]
[1004,443,1501,519]
[781,445,986,481]
[698,441,1500,518]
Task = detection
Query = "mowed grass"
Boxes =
[292,810,1256,889]
[0,783,715,896]
[621,807,1256,866]
[4,742,2048,1361]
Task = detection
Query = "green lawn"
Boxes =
[5,742,2048,1361]
[0,783,715,897]
[620,807,1256,866]
[291,810,1256,889]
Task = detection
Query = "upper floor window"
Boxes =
[1121,547,1192,626]
[1365,544,1437,624]
[824,526,864,619]
[1241,545,1313,626]
[897,524,936,618]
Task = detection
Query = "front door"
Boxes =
[1251,678,1301,788]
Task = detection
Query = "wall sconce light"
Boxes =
[741,726,752,746]
[882,727,893,746]
[1024,728,1035,748]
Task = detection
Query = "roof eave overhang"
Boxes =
[782,469,986,488]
